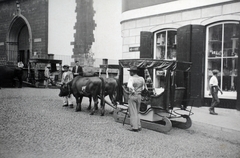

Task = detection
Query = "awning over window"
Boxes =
[119,59,192,72]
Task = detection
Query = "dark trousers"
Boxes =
[210,87,220,110]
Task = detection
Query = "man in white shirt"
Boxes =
[61,65,74,108]
[209,69,223,115]
[127,66,148,132]
[44,64,51,88]
[18,61,24,68]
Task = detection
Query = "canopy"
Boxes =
[119,59,192,72]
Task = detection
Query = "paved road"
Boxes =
[0,88,240,158]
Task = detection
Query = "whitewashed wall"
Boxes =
[92,0,122,66]
[48,0,122,67]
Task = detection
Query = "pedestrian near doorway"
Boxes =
[44,64,51,88]
[72,61,83,77]
[18,61,24,68]
[209,69,223,115]
[61,65,74,108]
[127,66,148,132]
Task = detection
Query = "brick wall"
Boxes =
[0,0,48,65]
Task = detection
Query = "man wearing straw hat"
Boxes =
[127,65,148,132]
[209,69,223,115]
[61,65,74,108]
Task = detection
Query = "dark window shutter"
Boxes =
[177,25,205,106]
[177,25,191,62]
[140,31,153,58]
[190,25,205,106]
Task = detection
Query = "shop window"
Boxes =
[205,22,239,99]
[153,29,177,89]
[154,29,177,60]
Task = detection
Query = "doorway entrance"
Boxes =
[7,16,32,67]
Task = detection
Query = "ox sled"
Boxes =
[113,59,194,133]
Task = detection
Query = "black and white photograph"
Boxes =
[0,0,240,157]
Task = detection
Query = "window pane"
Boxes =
[154,69,166,88]
[207,59,221,91]
[167,31,177,60]
[208,24,222,57]
[206,22,238,99]
[156,31,166,59]
[223,58,238,91]
[223,24,239,57]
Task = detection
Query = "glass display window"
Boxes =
[154,29,177,89]
[205,22,239,99]
[154,29,177,60]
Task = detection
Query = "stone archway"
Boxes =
[6,15,32,66]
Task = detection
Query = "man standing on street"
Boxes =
[127,66,148,132]
[61,65,74,108]
[209,69,223,115]
[72,61,83,77]
[44,64,51,88]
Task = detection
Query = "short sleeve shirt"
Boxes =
[62,71,73,83]
[127,75,145,94]
[209,75,218,86]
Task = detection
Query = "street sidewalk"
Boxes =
[191,106,240,132]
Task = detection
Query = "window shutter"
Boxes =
[177,25,191,62]
[140,31,153,58]
[191,25,205,106]
[177,25,205,106]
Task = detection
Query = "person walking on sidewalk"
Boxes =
[61,65,74,108]
[127,66,148,132]
[209,69,223,115]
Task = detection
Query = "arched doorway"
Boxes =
[7,15,32,67]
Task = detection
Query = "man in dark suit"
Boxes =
[72,61,83,77]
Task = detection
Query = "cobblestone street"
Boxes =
[0,88,240,158]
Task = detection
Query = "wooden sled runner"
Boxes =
[113,107,172,133]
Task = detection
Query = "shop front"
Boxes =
[121,0,240,110]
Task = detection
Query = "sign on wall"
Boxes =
[129,46,140,52]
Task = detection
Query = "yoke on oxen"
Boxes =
[114,59,194,133]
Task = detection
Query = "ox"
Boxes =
[59,76,105,116]
[0,66,23,89]
[103,77,118,110]
[84,77,118,113]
